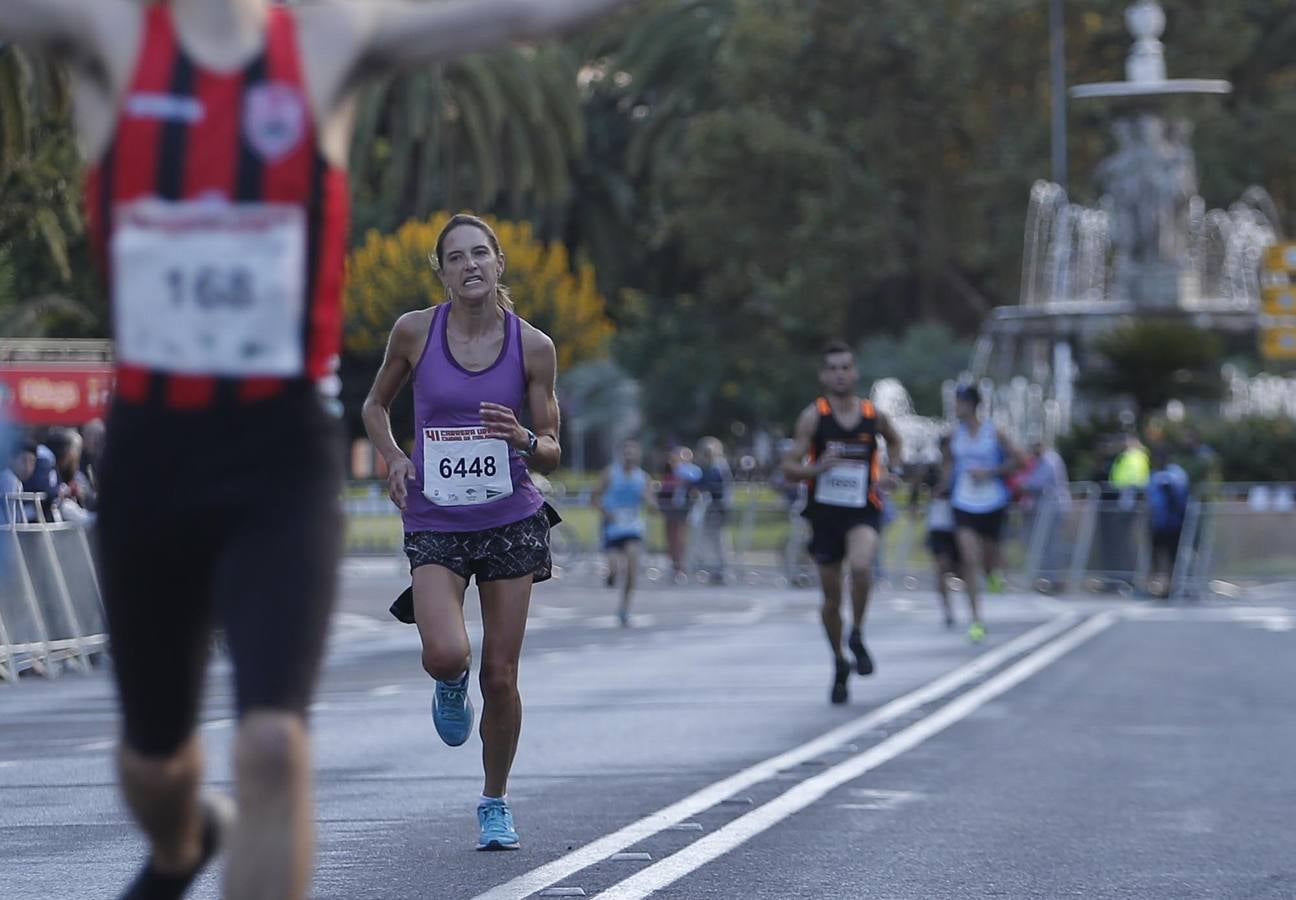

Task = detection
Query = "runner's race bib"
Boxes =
[112,200,307,376]
[927,498,955,531]
[815,463,870,508]
[955,472,1001,509]
[422,426,513,507]
[607,507,643,530]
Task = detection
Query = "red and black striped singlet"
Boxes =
[85,3,349,410]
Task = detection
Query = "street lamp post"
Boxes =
[1049,0,1068,191]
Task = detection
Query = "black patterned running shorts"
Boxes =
[404,503,561,584]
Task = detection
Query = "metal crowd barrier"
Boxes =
[0,492,106,682]
[1171,484,1296,601]
[344,479,1296,597]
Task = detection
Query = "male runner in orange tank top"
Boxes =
[782,341,904,705]
[0,2,637,897]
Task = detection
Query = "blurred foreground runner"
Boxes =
[0,0,635,896]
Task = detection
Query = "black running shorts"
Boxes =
[927,529,962,564]
[953,507,1007,541]
[404,503,561,584]
[805,505,881,566]
[97,384,344,757]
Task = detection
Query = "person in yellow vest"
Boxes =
[1105,434,1151,591]
[1110,435,1151,489]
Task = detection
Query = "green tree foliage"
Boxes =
[350,47,585,236]
[0,46,99,336]
[1204,415,1296,482]
[598,0,1296,438]
[345,212,614,370]
[1081,321,1225,419]
[856,324,973,417]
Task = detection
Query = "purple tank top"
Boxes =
[402,304,543,533]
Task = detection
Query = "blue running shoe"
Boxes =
[432,671,474,747]
[476,797,520,851]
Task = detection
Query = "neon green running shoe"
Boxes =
[968,621,987,643]
[986,572,1005,594]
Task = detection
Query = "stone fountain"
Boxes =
[973,1,1282,437]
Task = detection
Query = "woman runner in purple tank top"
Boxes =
[362,213,562,851]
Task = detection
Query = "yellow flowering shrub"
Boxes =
[345,212,614,370]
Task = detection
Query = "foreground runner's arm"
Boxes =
[995,427,1029,479]
[363,312,424,511]
[781,404,836,482]
[480,323,561,475]
[347,0,639,74]
[0,0,117,48]
[590,469,609,511]
[875,410,905,486]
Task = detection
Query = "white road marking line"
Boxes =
[369,685,403,697]
[836,788,923,811]
[77,740,115,752]
[201,718,234,731]
[693,607,764,627]
[595,612,1118,899]
[1120,606,1294,626]
[470,613,1079,900]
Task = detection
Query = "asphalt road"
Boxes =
[2,558,1294,899]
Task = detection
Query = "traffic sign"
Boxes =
[1261,286,1296,316]
[1260,326,1296,361]
[1263,242,1296,273]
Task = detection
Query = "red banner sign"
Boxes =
[0,365,115,425]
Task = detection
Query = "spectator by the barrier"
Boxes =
[656,446,700,579]
[1101,433,1151,589]
[1147,449,1190,597]
[1023,436,1070,591]
[22,435,59,522]
[46,428,94,524]
[695,436,732,583]
[79,418,106,507]
[1182,426,1221,485]
[2,438,38,524]
[1110,433,1151,501]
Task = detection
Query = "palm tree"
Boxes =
[350,46,585,235]
[560,0,734,296]
[0,45,99,335]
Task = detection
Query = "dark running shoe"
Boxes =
[830,657,851,705]
[848,629,874,676]
[120,794,234,900]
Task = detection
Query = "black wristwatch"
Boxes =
[520,429,538,457]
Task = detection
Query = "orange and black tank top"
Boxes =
[85,4,349,411]
[807,396,882,513]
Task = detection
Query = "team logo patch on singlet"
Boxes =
[243,82,307,162]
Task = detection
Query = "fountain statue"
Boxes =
[974,1,1283,437]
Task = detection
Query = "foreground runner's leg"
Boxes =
[816,561,850,704]
[476,574,533,850]
[119,790,233,900]
[619,540,642,626]
[955,526,987,642]
[413,565,475,747]
[117,737,208,897]
[844,525,879,676]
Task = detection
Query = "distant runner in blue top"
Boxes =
[943,384,1026,643]
[592,439,654,626]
